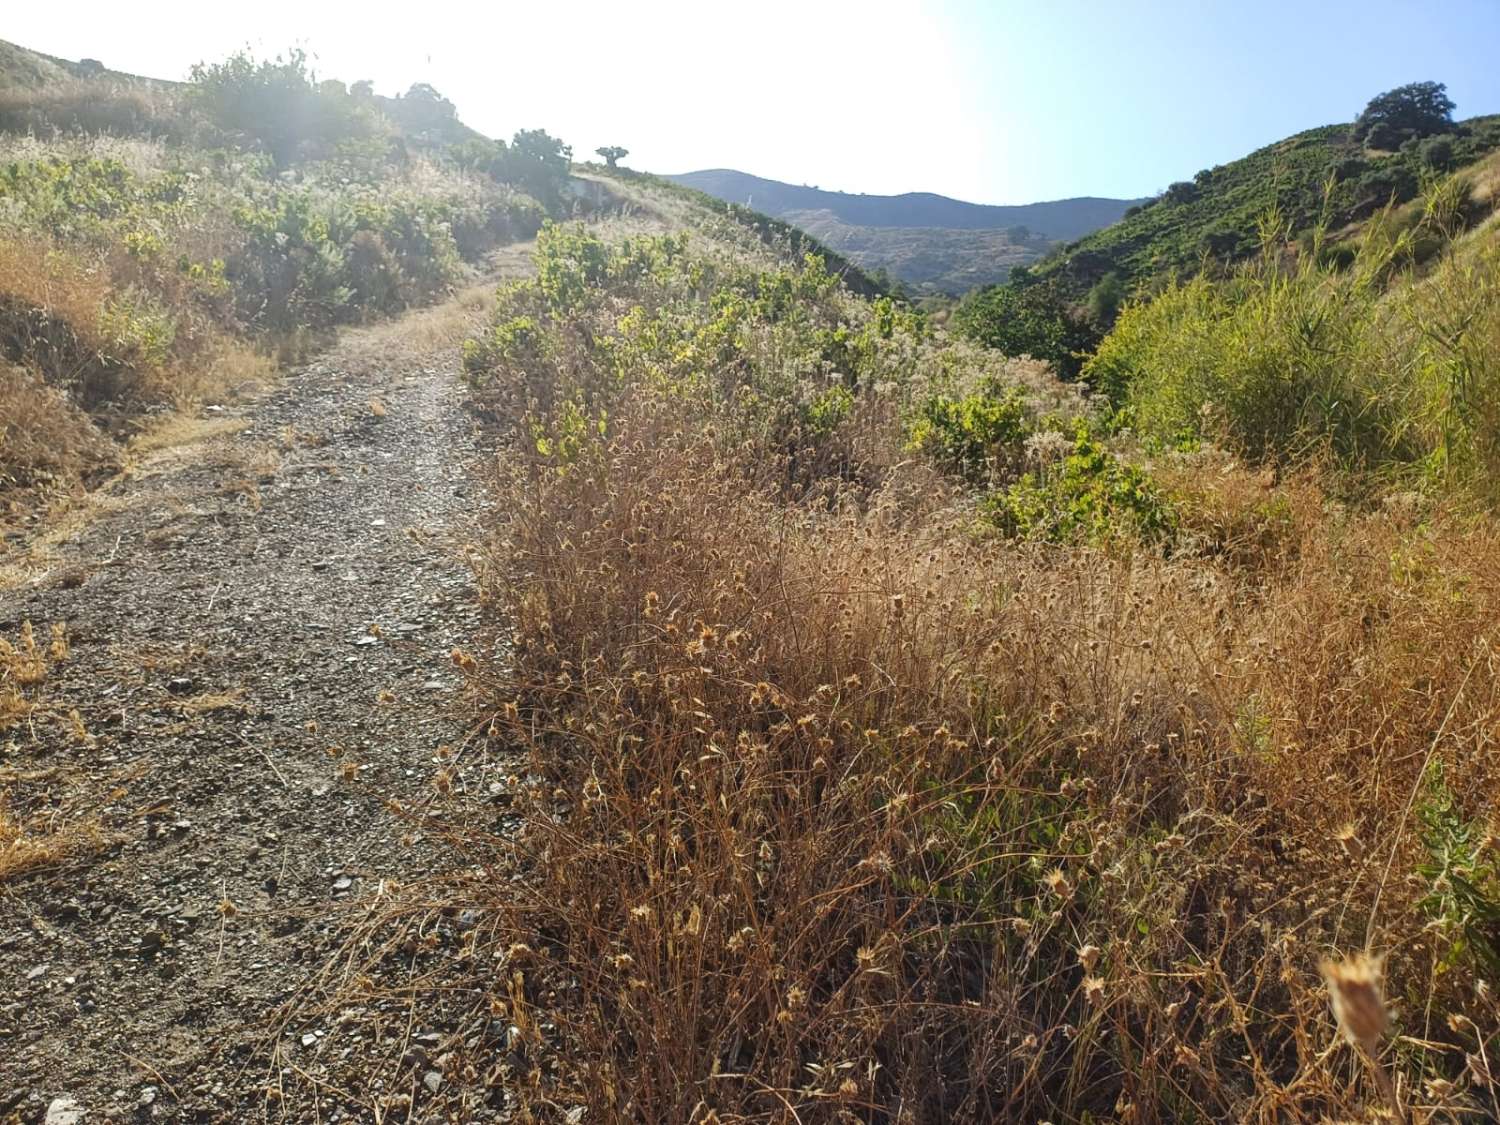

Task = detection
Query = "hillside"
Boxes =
[670,168,1137,235]
[0,38,487,150]
[780,208,1042,291]
[1030,114,1500,298]
[670,167,1139,294]
[952,110,1500,376]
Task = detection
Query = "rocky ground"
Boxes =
[0,254,534,1123]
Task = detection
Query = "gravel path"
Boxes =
[0,275,519,1122]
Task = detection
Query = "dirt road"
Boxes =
[1,271,521,1122]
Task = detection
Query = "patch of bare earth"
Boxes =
[0,265,525,1122]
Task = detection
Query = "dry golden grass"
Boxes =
[125,415,251,459]
[469,382,1500,1121]
[0,363,120,490]
[337,279,502,374]
[0,231,270,499]
[0,79,187,141]
[0,801,103,886]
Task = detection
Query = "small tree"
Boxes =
[505,129,573,207]
[398,82,457,135]
[595,145,629,169]
[953,279,1094,379]
[189,48,375,166]
[1163,180,1199,205]
[1085,272,1126,327]
[1354,81,1455,144]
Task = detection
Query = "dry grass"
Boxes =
[427,216,1500,1119]
[349,281,499,358]
[0,800,102,886]
[125,415,251,460]
[0,363,119,489]
[0,233,270,497]
[0,79,189,142]
[0,620,104,884]
[466,376,1500,1120]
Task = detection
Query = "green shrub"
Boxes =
[1084,192,1500,494]
[952,278,1094,378]
[188,49,380,167]
[987,427,1177,545]
[462,311,544,387]
[908,383,1031,484]
[1416,763,1500,976]
[465,223,943,494]
[1419,134,1457,170]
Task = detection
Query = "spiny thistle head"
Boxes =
[1321,953,1388,1054]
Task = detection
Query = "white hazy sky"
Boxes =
[7,1,1500,205]
[7,1,979,193]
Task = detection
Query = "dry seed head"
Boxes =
[1043,868,1074,901]
[1083,976,1106,1006]
[1321,953,1388,1053]
[1078,944,1101,972]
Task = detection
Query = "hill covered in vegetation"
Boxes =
[955,83,1500,374]
[0,38,573,495]
[670,167,1140,294]
[1033,114,1500,297]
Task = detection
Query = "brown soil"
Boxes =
[0,255,531,1122]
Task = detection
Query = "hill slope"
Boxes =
[669,168,1140,295]
[1029,115,1500,298]
[0,38,486,149]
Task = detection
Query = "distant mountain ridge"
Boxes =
[667,169,1142,294]
[669,169,1139,238]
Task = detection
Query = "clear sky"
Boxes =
[7,1,1500,205]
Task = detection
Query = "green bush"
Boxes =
[908,383,1031,484]
[1419,134,1457,170]
[986,426,1177,545]
[952,278,1094,378]
[188,49,380,167]
[464,223,940,492]
[1083,192,1500,494]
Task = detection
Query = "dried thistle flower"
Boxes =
[1321,953,1388,1053]
[1082,976,1106,1006]
[1043,868,1075,900]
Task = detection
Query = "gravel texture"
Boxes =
[0,288,516,1121]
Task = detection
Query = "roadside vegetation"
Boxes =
[0,44,567,497]
[459,135,1500,1117]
